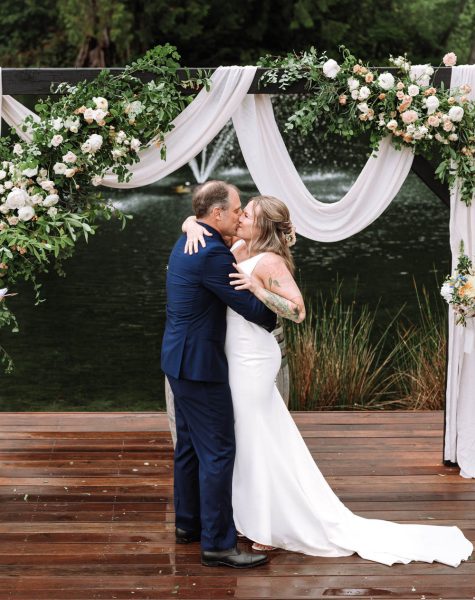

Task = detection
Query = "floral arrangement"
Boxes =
[258,48,475,206]
[0,44,208,371]
[441,244,475,325]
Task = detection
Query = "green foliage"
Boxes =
[0,44,207,370]
[259,47,475,205]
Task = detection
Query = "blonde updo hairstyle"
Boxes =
[248,195,295,274]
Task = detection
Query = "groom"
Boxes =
[161,180,276,568]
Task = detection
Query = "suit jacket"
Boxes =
[161,223,276,382]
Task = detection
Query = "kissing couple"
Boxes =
[161,180,472,569]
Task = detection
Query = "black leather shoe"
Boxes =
[201,546,268,568]
[175,527,200,544]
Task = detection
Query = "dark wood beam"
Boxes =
[411,156,450,207]
[0,65,458,205]
[0,66,455,95]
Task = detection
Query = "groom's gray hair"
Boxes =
[192,180,239,218]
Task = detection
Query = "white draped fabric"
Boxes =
[2,66,415,241]
[233,95,414,241]
[444,65,475,477]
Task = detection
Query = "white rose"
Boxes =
[64,168,77,178]
[378,72,395,90]
[64,117,81,132]
[410,65,431,87]
[0,185,4,193]
[407,84,419,97]
[440,282,453,302]
[51,118,63,131]
[116,130,127,144]
[111,147,126,159]
[13,143,23,156]
[47,206,58,217]
[386,119,398,131]
[448,133,458,141]
[412,126,428,140]
[130,138,141,152]
[82,134,103,154]
[40,180,55,192]
[93,96,109,110]
[81,140,92,153]
[83,108,96,122]
[425,96,440,114]
[18,205,35,221]
[357,102,369,113]
[351,89,359,100]
[0,204,9,214]
[22,166,38,178]
[42,194,59,207]
[50,135,63,147]
[358,86,371,100]
[7,216,19,226]
[0,170,6,180]
[322,59,340,79]
[62,151,77,164]
[6,188,29,209]
[448,106,464,122]
[94,108,108,122]
[91,175,102,187]
[30,194,43,205]
[53,162,67,175]
[4,181,13,190]
[347,77,359,91]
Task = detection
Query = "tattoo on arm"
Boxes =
[261,289,302,323]
[268,277,281,290]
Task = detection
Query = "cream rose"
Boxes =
[425,96,440,114]
[443,52,457,67]
[93,96,109,111]
[6,188,29,210]
[448,106,464,122]
[401,110,418,124]
[42,194,59,207]
[18,206,35,221]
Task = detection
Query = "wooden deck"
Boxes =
[0,411,473,600]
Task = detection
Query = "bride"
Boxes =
[183,194,473,567]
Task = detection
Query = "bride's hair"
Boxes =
[249,196,295,274]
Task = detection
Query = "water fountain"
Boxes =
[187,121,235,184]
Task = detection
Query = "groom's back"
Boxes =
[161,232,230,382]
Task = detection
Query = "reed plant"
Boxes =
[387,286,447,410]
[285,283,447,411]
[285,284,402,410]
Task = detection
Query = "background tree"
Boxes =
[0,0,473,67]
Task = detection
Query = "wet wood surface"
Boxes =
[0,410,473,599]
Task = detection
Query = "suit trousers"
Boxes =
[167,375,237,551]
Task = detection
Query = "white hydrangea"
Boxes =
[322,59,340,79]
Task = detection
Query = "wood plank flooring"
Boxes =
[0,411,473,599]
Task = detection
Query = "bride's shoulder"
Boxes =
[256,252,286,270]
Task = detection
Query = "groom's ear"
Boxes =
[212,206,222,221]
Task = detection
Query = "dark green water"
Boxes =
[0,162,449,411]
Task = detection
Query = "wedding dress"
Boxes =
[225,250,473,567]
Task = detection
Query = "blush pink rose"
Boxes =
[443,52,457,67]
[427,115,441,127]
[401,110,418,124]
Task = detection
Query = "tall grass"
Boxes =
[285,283,447,411]
[388,286,447,410]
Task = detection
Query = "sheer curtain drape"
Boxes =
[444,65,475,477]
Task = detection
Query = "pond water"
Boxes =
[0,144,450,411]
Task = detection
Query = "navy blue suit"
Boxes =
[161,223,276,550]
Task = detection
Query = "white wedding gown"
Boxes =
[225,251,473,567]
